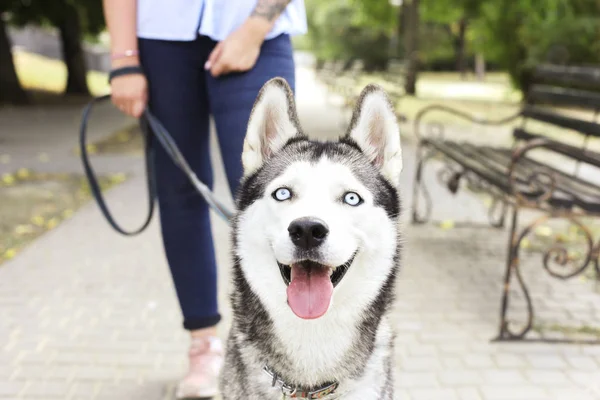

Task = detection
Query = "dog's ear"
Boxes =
[242,78,303,176]
[345,84,403,185]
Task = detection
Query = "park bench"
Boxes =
[411,63,600,342]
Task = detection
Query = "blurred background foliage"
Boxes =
[1,0,600,105]
[294,0,600,91]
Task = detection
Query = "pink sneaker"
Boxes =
[175,336,224,399]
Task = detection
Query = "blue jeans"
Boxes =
[139,34,295,330]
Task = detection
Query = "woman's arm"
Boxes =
[207,0,292,77]
[102,0,147,118]
[251,0,293,22]
[102,0,139,67]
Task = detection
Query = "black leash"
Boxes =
[79,94,234,236]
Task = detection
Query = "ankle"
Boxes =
[190,326,218,340]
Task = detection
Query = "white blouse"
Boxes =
[137,0,307,41]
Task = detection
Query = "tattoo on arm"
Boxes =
[251,0,292,22]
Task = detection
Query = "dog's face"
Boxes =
[234,78,402,322]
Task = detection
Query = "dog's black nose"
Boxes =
[288,217,329,250]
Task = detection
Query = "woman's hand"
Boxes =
[110,58,148,118]
[206,17,272,77]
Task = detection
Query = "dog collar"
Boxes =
[262,365,339,399]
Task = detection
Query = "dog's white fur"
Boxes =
[224,79,402,399]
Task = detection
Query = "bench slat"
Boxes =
[513,129,600,168]
[527,85,600,112]
[476,147,600,210]
[534,64,600,87]
[424,139,600,212]
[521,105,600,138]
[479,147,600,198]
[444,142,579,209]
[424,139,511,192]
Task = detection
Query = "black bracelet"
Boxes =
[108,66,145,83]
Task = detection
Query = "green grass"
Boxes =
[358,71,520,102]
[343,71,522,131]
[533,323,600,339]
[13,50,110,96]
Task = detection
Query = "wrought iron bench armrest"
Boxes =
[414,104,522,141]
[507,138,600,209]
[508,138,560,206]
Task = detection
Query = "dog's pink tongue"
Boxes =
[287,264,333,319]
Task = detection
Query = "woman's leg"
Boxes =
[140,37,224,398]
[139,38,220,331]
[206,34,296,196]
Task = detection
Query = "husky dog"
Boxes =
[220,78,402,400]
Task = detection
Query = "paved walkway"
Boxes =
[1,64,600,400]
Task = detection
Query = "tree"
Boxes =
[305,0,600,95]
[403,0,420,95]
[421,0,483,77]
[0,10,28,105]
[304,0,396,71]
[56,1,90,95]
[10,0,105,95]
[473,0,600,91]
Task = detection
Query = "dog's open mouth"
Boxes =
[277,255,355,288]
[277,253,356,320]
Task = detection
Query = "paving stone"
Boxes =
[525,370,570,385]
[564,355,599,370]
[400,356,443,371]
[457,387,483,400]
[549,387,598,400]
[439,370,483,386]
[116,353,160,368]
[72,367,116,382]
[582,346,600,356]
[65,382,101,400]
[439,343,470,354]
[493,353,527,368]
[464,354,495,368]
[481,369,527,385]
[396,372,439,388]
[20,381,69,398]
[51,352,94,366]
[10,365,48,382]
[480,385,550,400]
[565,371,600,386]
[396,389,412,400]
[410,388,458,400]
[441,356,464,369]
[0,381,26,397]
[526,355,568,369]
[407,345,438,356]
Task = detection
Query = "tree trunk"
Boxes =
[455,18,468,79]
[403,0,419,95]
[475,53,485,81]
[0,18,29,105]
[392,2,404,60]
[57,2,90,95]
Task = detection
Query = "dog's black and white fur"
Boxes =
[220,78,402,399]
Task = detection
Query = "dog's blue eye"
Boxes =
[273,187,292,201]
[344,192,362,206]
